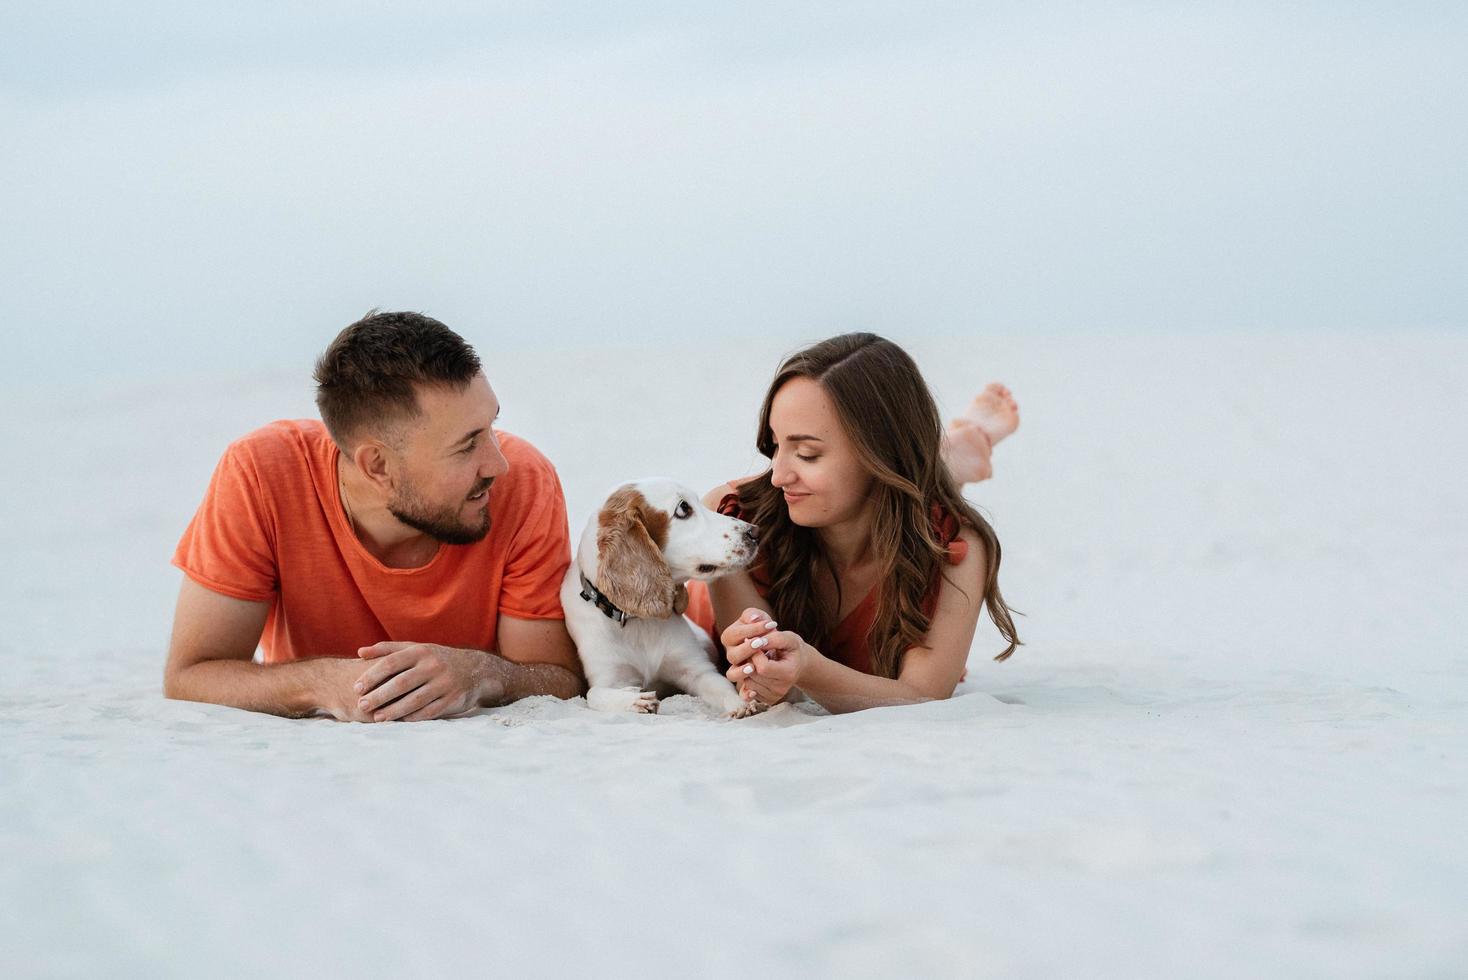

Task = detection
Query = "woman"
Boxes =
[684,333,1021,714]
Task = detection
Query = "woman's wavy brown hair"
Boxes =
[737,333,1020,677]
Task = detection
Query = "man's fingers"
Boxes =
[358,640,418,660]
[358,664,429,712]
[400,696,451,723]
[375,681,440,722]
[354,649,418,696]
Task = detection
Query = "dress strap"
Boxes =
[930,504,968,565]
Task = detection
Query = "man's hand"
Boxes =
[353,642,504,722]
[311,658,380,723]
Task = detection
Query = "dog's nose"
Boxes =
[744,525,759,546]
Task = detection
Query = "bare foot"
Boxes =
[963,383,1020,446]
[942,383,1019,485]
[943,421,993,484]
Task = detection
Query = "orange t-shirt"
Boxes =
[172,420,570,664]
[685,492,967,675]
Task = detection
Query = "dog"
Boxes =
[561,478,761,718]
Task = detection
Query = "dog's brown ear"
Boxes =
[596,487,678,619]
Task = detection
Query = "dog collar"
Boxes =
[579,571,632,627]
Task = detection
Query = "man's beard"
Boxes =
[389,476,494,545]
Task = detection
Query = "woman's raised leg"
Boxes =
[942,383,1019,484]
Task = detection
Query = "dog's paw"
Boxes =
[722,693,766,719]
[587,686,661,713]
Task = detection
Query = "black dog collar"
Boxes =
[579,571,632,627]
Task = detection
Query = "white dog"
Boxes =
[561,478,761,718]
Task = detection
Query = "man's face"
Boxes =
[387,372,508,545]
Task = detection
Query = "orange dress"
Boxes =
[684,492,968,675]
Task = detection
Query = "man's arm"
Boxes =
[351,615,584,721]
[163,577,370,720]
[494,614,585,700]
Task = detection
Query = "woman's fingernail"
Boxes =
[743,664,754,675]
[354,683,363,693]
[747,611,762,622]
[764,621,777,630]
[751,637,765,649]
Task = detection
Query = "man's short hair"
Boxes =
[313,310,482,448]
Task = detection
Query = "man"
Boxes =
[164,311,583,721]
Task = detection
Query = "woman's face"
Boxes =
[767,377,875,527]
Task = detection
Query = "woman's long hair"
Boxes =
[737,333,1020,677]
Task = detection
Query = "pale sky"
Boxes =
[2,2,1464,385]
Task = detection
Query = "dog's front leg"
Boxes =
[661,652,759,719]
[585,661,660,714]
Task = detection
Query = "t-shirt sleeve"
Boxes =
[171,441,278,603]
[498,456,571,620]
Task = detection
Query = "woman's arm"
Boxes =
[727,529,987,714]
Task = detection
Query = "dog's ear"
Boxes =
[596,487,679,619]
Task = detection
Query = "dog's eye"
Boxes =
[674,500,693,519]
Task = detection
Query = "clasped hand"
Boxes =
[721,608,808,707]
[336,642,500,722]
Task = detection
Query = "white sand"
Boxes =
[2,331,1465,978]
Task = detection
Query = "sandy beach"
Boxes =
[1,330,1465,978]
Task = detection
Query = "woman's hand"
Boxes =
[722,608,810,706]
